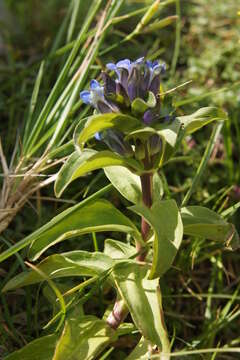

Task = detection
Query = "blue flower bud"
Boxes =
[127,67,140,101]
[149,134,162,156]
[143,109,154,125]
[102,130,133,157]
[145,60,165,96]
[164,114,176,123]
[107,59,131,89]
[116,81,130,107]
[80,58,167,129]
[149,75,160,96]
[101,72,116,95]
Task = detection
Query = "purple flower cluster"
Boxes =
[80,58,166,157]
[80,58,165,122]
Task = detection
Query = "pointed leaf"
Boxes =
[152,172,164,202]
[143,15,178,33]
[131,200,183,279]
[53,315,117,360]
[112,261,162,347]
[125,127,158,141]
[178,107,227,135]
[55,149,96,197]
[155,119,182,165]
[125,337,150,360]
[0,186,112,263]
[55,150,142,197]
[104,166,142,204]
[5,334,58,360]
[156,118,181,148]
[104,239,136,259]
[181,206,239,247]
[27,199,141,261]
[3,251,114,291]
[75,113,141,148]
[131,92,156,115]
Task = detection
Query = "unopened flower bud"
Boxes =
[149,134,162,156]
[102,130,133,157]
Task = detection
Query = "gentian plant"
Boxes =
[3,58,239,359]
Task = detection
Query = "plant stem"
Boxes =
[136,172,153,261]
[157,285,171,360]
[106,299,128,330]
[107,149,153,328]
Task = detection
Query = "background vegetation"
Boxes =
[0,0,240,358]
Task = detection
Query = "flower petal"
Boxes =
[90,79,101,90]
[116,59,131,69]
[106,63,117,71]
[149,75,160,96]
[80,90,92,104]
[146,60,154,69]
[152,60,159,67]
[134,57,144,64]
[95,132,102,141]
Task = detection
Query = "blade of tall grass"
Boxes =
[181,122,224,206]
[46,0,126,150]
[23,61,45,144]
[221,201,240,218]
[23,0,103,156]
[25,261,66,331]
[170,0,181,77]
[49,0,75,56]
[46,3,108,150]
[150,347,240,358]
[0,184,113,263]
[67,0,81,43]
[100,0,175,56]
[175,82,240,107]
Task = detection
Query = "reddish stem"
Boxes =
[136,172,153,261]
[107,146,153,328]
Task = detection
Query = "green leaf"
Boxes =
[104,239,136,259]
[54,149,95,197]
[125,337,150,360]
[53,315,117,360]
[131,199,183,279]
[104,166,142,204]
[143,15,178,32]
[125,127,158,141]
[3,251,114,292]
[181,122,223,206]
[0,185,112,263]
[4,334,58,360]
[55,150,143,197]
[178,107,227,135]
[131,92,156,115]
[112,261,162,348]
[75,113,141,148]
[181,206,239,248]
[152,172,164,202]
[27,199,141,261]
[156,118,181,148]
[155,119,182,165]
